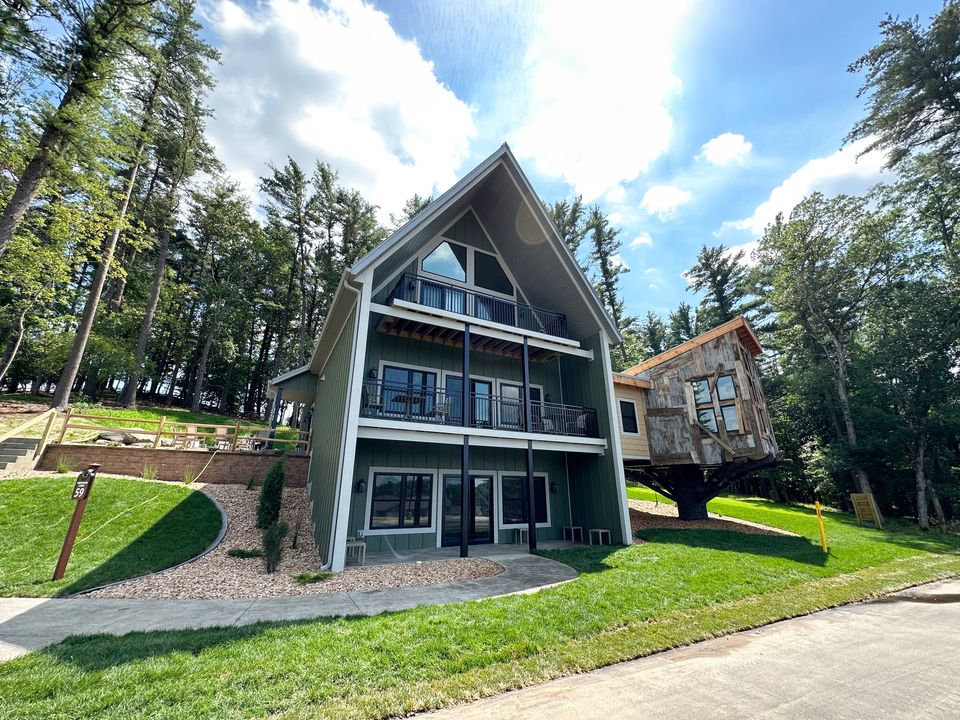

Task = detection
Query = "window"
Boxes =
[619,399,639,434]
[369,473,433,530]
[474,250,513,295]
[501,475,548,526]
[422,240,467,281]
[721,405,740,432]
[691,379,711,404]
[382,365,437,417]
[697,407,719,433]
[716,375,736,401]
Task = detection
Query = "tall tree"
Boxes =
[637,311,668,360]
[848,2,960,168]
[667,302,697,347]
[389,193,432,231]
[548,195,588,272]
[587,206,635,367]
[685,244,753,328]
[756,192,911,499]
[0,0,158,258]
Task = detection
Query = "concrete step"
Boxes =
[0,454,20,464]
[0,437,40,449]
[0,446,33,458]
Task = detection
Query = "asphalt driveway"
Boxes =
[419,578,960,719]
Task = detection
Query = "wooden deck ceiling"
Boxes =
[376,314,562,362]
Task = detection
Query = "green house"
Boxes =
[271,144,632,571]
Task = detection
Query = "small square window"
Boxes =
[691,379,711,405]
[697,407,718,433]
[716,375,736,401]
[721,405,740,432]
[619,400,639,434]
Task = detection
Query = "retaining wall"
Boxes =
[36,444,308,486]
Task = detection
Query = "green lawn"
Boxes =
[0,477,222,597]
[0,495,958,720]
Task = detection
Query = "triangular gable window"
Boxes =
[422,241,467,282]
[474,250,512,295]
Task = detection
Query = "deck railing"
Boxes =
[388,273,570,339]
[360,379,599,438]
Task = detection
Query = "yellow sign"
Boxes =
[850,492,883,530]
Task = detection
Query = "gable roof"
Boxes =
[350,143,621,345]
[624,316,763,375]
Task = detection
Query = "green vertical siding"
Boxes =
[560,332,629,543]
[307,306,357,563]
[349,439,571,552]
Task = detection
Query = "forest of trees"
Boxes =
[1,2,958,526]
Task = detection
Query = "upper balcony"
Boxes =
[388,273,570,340]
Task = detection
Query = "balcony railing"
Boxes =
[360,379,599,438]
[388,273,570,339]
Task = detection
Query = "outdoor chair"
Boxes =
[566,413,588,436]
[361,384,383,417]
[432,400,451,424]
[214,426,230,450]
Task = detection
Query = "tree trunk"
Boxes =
[191,313,219,413]
[0,302,30,386]
[0,120,64,258]
[122,221,172,407]
[50,148,145,409]
[915,430,929,531]
[670,466,710,520]
[828,333,873,495]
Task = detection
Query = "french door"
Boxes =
[441,474,494,546]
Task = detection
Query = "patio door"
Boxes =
[445,376,493,428]
[441,474,493,546]
[382,365,437,418]
[500,384,543,430]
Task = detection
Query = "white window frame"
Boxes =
[363,466,440,536]
[496,471,551,531]
[616,397,641,436]
[417,235,517,302]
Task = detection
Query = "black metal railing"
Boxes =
[360,379,599,438]
[388,273,569,339]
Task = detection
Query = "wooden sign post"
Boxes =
[52,463,101,581]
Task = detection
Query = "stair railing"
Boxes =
[0,407,61,460]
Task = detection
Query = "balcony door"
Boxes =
[441,473,493,546]
[445,375,493,427]
[500,384,543,431]
[382,365,437,418]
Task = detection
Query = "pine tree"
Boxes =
[637,311,668,359]
[548,195,588,272]
[685,244,754,329]
[667,302,697,346]
[586,206,635,367]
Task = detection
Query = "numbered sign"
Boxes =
[53,463,102,581]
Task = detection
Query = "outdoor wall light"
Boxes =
[550,481,559,493]
[367,368,377,379]
[356,478,367,494]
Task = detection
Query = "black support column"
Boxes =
[522,338,537,551]
[460,324,471,558]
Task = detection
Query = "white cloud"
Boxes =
[699,132,752,166]
[611,253,630,271]
[604,184,627,203]
[629,232,653,249]
[723,240,759,267]
[206,0,475,220]
[641,185,692,219]
[720,137,889,236]
[510,1,688,200]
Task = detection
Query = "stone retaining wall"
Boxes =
[36,444,308,486]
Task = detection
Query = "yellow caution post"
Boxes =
[815,501,828,553]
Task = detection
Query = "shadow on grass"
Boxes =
[534,544,625,574]
[58,490,222,596]
[637,528,829,567]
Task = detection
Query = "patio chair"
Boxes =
[566,413,588,436]
[214,426,230,450]
[432,400,451,424]
[361,384,383,417]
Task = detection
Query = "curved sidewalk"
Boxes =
[0,551,576,662]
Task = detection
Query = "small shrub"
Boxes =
[294,571,332,585]
[263,521,289,573]
[227,548,263,559]
[183,470,198,485]
[245,473,257,491]
[256,461,284,529]
[142,465,158,481]
[56,456,75,474]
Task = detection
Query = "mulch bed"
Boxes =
[629,498,794,539]
[84,482,503,599]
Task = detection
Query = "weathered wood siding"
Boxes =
[307,304,357,564]
[642,330,778,467]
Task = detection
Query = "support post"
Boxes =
[462,324,471,428]
[55,407,72,445]
[153,416,166,449]
[526,440,537,551]
[521,337,532,433]
[35,410,56,460]
[267,387,282,449]
[461,437,470,558]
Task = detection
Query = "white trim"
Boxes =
[363,467,440,537]
[616,396,641,436]
[329,276,372,572]
[416,233,518,303]
[355,421,607,454]
[622,454,651,460]
[599,330,633,544]
[496,471,551,531]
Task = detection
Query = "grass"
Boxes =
[227,548,263,559]
[295,571,332,585]
[0,495,958,719]
[0,477,222,597]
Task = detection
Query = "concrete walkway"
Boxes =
[418,578,960,720]
[0,550,576,661]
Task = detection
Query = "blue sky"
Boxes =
[202,0,941,320]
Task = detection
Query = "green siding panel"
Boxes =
[307,306,357,563]
[349,439,571,552]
